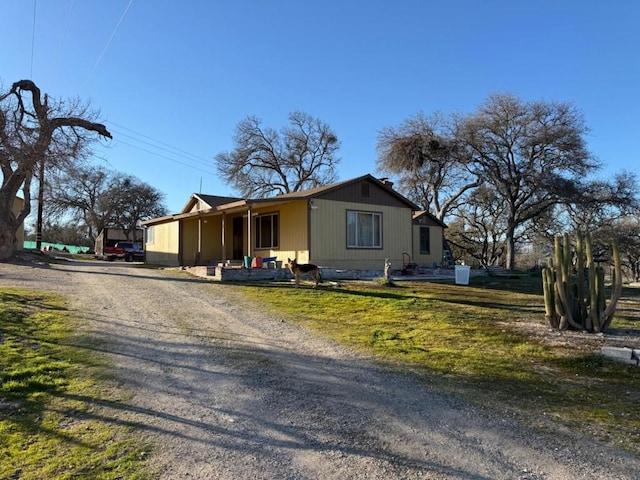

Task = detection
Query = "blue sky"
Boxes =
[2,0,639,214]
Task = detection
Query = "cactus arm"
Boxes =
[542,264,558,328]
[554,235,582,330]
[585,233,600,331]
[600,239,622,331]
[576,232,588,328]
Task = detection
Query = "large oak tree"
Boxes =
[376,112,479,221]
[0,80,111,259]
[457,93,596,270]
[215,111,340,198]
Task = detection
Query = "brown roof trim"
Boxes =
[181,193,245,213]
[413,210,447,228]
[143,174,421,226]
[248,174,420,210]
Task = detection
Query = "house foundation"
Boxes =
[181,264,465,283]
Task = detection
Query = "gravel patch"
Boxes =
[1,256,639,479]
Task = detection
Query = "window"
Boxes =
[347,210,382,248]
[145,226,155,245]
[255,212,279,249]
[419,226,430,254]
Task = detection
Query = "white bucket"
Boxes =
[455,265,471,285]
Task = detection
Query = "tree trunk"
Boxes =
[505,219,516,270]
[0,190,23,260]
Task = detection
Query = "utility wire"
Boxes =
[107,121,213,166]
[86,0,134,84]
[111,138,218,176]
[50,0,76,86]
[26,1,220,199]
[30,0,37,78]
[104,121,219,174]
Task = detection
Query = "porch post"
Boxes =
[246,206,252,258]
[221,212,226,263]
[196,217,202,265]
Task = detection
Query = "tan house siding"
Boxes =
[412,213,445,267]
[177,217,225,266]
[181,218,199,266]
[251,201,309,264]
[412,225,444,267]
[310,199,413,270]
[145,222,180,266]
[204,219,223,263]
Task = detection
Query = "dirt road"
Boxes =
[2,257,639,479]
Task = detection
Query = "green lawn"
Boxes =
[223,274,640,454]
[0,288,152,480]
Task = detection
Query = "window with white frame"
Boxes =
[347,210,382,248]
[255,212,279,249]
[145,226,155,245]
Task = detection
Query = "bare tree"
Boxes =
[108,174,167,239]
[376,112,480,222]
[564,171,639,232]
[615,215,640,282]
[457,93,596,270]
[0,80,111,259]
[215,111,340,198]
[46,166,167,244]
[446,185,509,268]
[46,164,115,242]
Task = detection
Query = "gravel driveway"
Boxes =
[2,257,639,479]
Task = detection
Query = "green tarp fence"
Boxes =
[23,241,90,254]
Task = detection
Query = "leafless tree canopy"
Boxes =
[457,93,596,269]
[215,111,340,198]
[0,79,111,259]
[378,93,605,270]
[46,164,167,243]
[376,112,479,221]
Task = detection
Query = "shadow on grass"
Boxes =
[225,281,415,301]
[468,274,544,295]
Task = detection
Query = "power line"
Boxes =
[50,0,76,86]
[86,0,135,84]
[110,137,218,176]
[25,2,222,199]
[102,120,220,175]
[30,0,37,78]
[107,121,213,166]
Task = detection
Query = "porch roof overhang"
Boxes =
[140,197,308,227]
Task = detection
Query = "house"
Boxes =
[141,174,447,272]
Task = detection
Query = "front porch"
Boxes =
[180,263,475,284]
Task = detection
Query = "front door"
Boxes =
[232,216,243,260]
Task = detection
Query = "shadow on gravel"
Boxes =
[50,295,640,478]
[54,264,210,284]
[53,331,493,480]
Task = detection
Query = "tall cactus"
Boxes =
[541,232,622,332]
